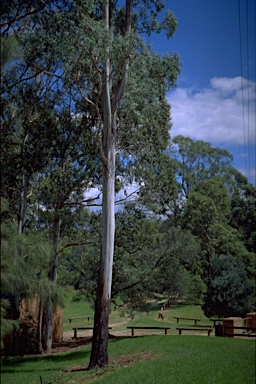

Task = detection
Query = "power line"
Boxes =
[246,0,251,182]
[237,0,247,179]
[254,0,256,186]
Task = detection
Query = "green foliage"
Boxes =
[1,221,50,295]
[118,45,179,157]
[172,135,233,198]
[57,209,101,301]
[1,208,64,311]
[113,208,204,306]
[0,36,21,70]
[0,300,19,349]
[113,206,161,309]
[135,152,179,218]
[182,177,231,229]
[182,176,255,283]
[150,226,204,301]
[229,179,256,254]
[62,204,204,310]
[202,254,255,318]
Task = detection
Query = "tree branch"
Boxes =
[63,192,102,207]
[57,240,96,256]
[116,252,166,293]
[114,187,140,205]
[111,0,133,113]
[0,3,46,29]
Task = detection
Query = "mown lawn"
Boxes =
[1,335,255,384]
[2,295,255,383]
[62,292,94,332]
[62,292,213,335]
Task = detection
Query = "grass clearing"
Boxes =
[1,294,255,383]
[62,293,213,334]
[1,335,255,384]
[62,292,94,332]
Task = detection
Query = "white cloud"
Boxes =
[167,76,256,146]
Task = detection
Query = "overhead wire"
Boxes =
[237,0,247,180]
[254,0,256,186]
[246,0,251,183]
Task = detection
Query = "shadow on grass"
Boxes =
[170,302,187,309]
[2,367,59,374]
[1,348,90,367]
[109,334,166,343]
[109,335,132,343]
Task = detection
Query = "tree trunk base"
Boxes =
[88,297,110,369]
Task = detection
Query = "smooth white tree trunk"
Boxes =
[89,40,116,366]
[89,0,132,369]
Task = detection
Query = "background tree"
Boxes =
[134,152,179,220]
[171,135,233,199]
[68,204,204,315]
[182,176,254,277]
[151,224,204,302]
[202,254,255,318]
[1,80,58,234]
[182,177,231,274]
[112,204,162,312]
[35,108,100,353]
[0,198,59,354]
[0,0,50,36]
[229,170,256,255]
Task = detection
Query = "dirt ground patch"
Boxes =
[54,333,160,383]
[64,351,161,383]
[52,330,131,354]
[52,336,93,354]
[55,326,173,354]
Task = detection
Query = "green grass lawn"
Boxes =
[1,336,255,384]
[1,294,255,384]
[62,291,94,332]
[62,292,213,334]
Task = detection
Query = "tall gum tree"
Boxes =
[89,0,133,368]
[88,0,179,368]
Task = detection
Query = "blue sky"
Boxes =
[146,0,256,185]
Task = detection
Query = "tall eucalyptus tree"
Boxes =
[86,1,180,368]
